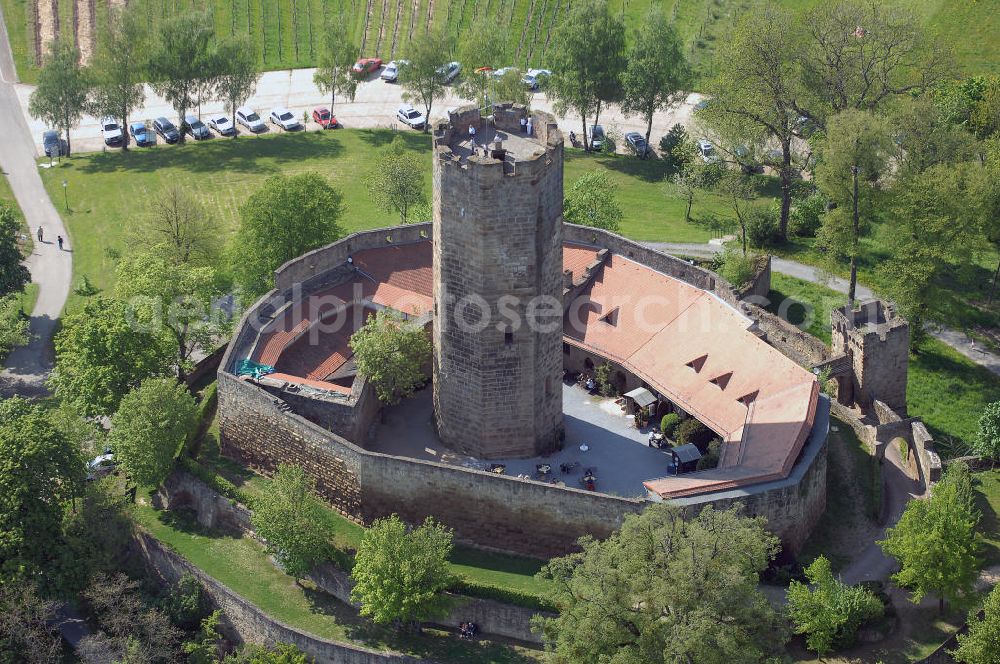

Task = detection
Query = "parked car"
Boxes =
[624,131,651,157]
[352,57,383,78]
[101,117,124,146]
[587,124,605,151]
[312,107,339,129]
[396,104,426,129]
[269,107,300,131]
[491,66,516,79]
[42,130,62,157]
[183,114,211,140]
[128,122,156,147]
[381,60,408,82]
[153,117,181,143]
[207,114,236,136]
[236,106,265,133]
[85,453,117,481]
[697,138,718,163]
[437,61,461,83]
[522,68,551,89]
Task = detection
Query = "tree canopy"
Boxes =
[28,39,89,155]
[128,185,221,267]
[400,29,450,133]
[147,12,215,143]
[952,583,1000,664]
[975,401,1000,461]
[350,309,431,405]
[0,201,29,299]
[87,4,147,149]
[534,504,786,663]
[364,136,428,225]
[563,169,624,233]
[313,14,358,112]
[231,172,345,299]
[350,514,455,626]
[214,35,260,128]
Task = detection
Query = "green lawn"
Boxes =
[973,469,1000,567]
[134,494,540,663]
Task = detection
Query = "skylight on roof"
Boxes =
[709,372,732,390]
[599,307,619,326]
[686,355,707,372]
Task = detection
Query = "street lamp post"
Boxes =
[62,179,68,211]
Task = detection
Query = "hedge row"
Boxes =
[451,579,556,613]
[177,456,258,512]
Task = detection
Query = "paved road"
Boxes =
[0,3,71,397]
[648,241,1000,377]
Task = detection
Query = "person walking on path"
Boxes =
[36,226,42,243]
[57,235,63,251]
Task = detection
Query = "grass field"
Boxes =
[37,128,745,309]
[4,0,998,85]
[134,494,541,663]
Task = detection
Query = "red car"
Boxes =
[312,107,339,129]
[352,58,383,78]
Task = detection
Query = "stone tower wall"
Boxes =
[831,300,910,412]
[431,106,565,458]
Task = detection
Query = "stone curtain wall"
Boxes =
[133,533,425,664]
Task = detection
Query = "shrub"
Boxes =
[675,418,714,451]
[744,206,780,248]
[594,362,616,396]
[716,248,758,288]
[660,413,681,437]
[73,274,100,296]
[158,573,209,631]
[659,124,690,172]
[790,192,827,238]
[451,579,556,612]
[696,439,722,470]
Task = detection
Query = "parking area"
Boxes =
[369,382,673,498]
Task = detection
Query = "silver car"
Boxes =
[269,106,300,131]
[437,61,461,83]
[236,106,265,133]
[381,60,409,82]
[396,104,426,129]
[208,114,236,136]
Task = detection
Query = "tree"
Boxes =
[115,251,221,381]
[716,171,756,255]
[547,0,625,151]
[231,173,345,299]
[979,137,1000,302]
[364,136,427,225]
[669,164,706,223]
[800,0,949,123]
[250,465,333,581]
[147,11,214,143]
[28,39,89,156]
[214,35,259,134]
[127,185,221,267]
[891,94,975,179]
[312,14,358,114]
[700,4,804,241]
[51,296,174,418]
[492,68,532,108]
[787,556,884,656]
[814,109,893,304]
[109,378,197,488]
[0,582,62,664]
[57,479,136,594]
[82,572,182,662]
[975,401,1000,461]
[953,583,1000,664]
[457,16,511,109]
[182,610,224,664]
[0,202,29,299]
[534,504,786,663]
[350,309,431,405]
[621,7,688,156]
[86,4,147,150]
[563,169,623,233]
[221,643,311,664]
[0,397,83,582]
[350,514,455,627]
[879,461,980,614]
[400,28,450,133]
[0,294,29,356]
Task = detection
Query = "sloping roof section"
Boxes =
[624,387,657,408]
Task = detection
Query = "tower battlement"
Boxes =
[831,300,909,412]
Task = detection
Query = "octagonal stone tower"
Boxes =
[431,103,565,458]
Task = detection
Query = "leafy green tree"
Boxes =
[109,378,197,488]
[700,4,803,241]
[182,610,223,664]
[128,185,221,267]
[0,581,62,664]
[534,504,786,663]
[0,397,83,583]
[231,173,345,299]
[621,7,688,156]
[350,514,455,627]
[364,136,427,225]
[82,572,182,662]
[787,555,884,656]
[0,202,29,299]
[115,251,221,381]
[350,309,431,405]
[86,4,147,150]
[547,0,625,151]
[979,137,1000,303]
[51,296,174,418]
[221,642,310,663]
[400,28,450,133]
[814,109,893,305]
[880,461,980,614]
[953,583,1000,664]
[0,294,29,356]
[492,68,532,108]
[28,39,89,155]
[57,479,135,594]
[716,246,757,288]
[789,191,828,238]
[214,35,259,134]
[457,17,510,108]
[975,401,1000,461]
[313,14,358,114]
[714,171,755,255]
[669,164,706,223]
[563,169,623,233]
[250,464,333,581]
[147,11,214,143]
[891,94,976,179]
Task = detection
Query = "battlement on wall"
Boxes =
[830,299,910,413]
[832,300,908,344]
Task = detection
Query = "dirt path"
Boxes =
[76,0,95,64]
[374,0,390,55]
[389,0,403,57]
[407,0,418,41]
[37,0,57,54]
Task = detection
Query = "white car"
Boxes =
[697,139,718,163]
[86,453,117,481]
[491,66,516,79]
[101,116,123,146]
[207,114,236,136]
[396,104,426,130]
[381,60,408,82]
[236,106,265,133]
[269,106,300,131]
[523,68,551,89]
